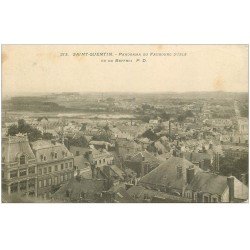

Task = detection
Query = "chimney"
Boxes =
[91,163,96,179]
[186,166,195,184]
[190,152,193,162]
[227,176,234,203]
[176,165,183,178]
[103,165,111,177]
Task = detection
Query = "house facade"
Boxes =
[2,134,38,197]
[31,140,74,199]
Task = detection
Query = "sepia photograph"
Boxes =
[1,44,249,203]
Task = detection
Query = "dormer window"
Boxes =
[20,155,26,165]
[55,153,58,159]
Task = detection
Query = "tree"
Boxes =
[42,132,54,140]
[8,124,19,136]
[92,133,110,142]
[68,136,89,147]
[7,119,42,142]
[142,129,159,141]
[219,156,248,184]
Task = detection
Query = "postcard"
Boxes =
[1,44,248,203]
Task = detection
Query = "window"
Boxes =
[55,165,58,171]
[54,177,58,185]
[43,156,47,161]
[20,181,26,191]
[48,166,52,173]
[61,164,64,170]
[76,151,80,156]
[99,160,101,164]
[43,179,47,187]
[204,196,209,203]
[19,169,27,177]
[193,193,198,202]
[10,170,18,178]
[39,181,42,188]
[20,155,26,165]
[44,167,47,174]
[38,169,42,175]
[69,162,72,168]
[65,174,68,181]
[103,159,105,163]
[61,175,63,182]
[212,197,218,203]
[10,183,18,193]
[29,179,35,188]
[55,153,58,159]
[65,163,68,168]
[29,167,35,174]
[48,179,52,186]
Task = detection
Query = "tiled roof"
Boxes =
[140,156,201,190]
[187,173,248,199]
[53,178,106,200]
[127,185,191,203]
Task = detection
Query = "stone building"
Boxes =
[30,139,74,198]
[2,134,37,197]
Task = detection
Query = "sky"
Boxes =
[2,45,248,97]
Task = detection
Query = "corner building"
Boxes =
[2,134,37,197]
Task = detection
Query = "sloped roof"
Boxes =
[31,140,73,162]
[127,185,191,203]
[130,150,162,168]
[186,172,249,200]
[53,178,106,200]
[110,165,125,179]
[113,187,135,203]
[140,156,201,190]
[183,152,212,163]
[2,136,35,163]
[186,172,228,195]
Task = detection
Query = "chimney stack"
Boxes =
[186,166,195,184]
[103,165,111,177]
[227,176,234,203]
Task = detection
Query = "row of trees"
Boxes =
[8,119,53,142]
